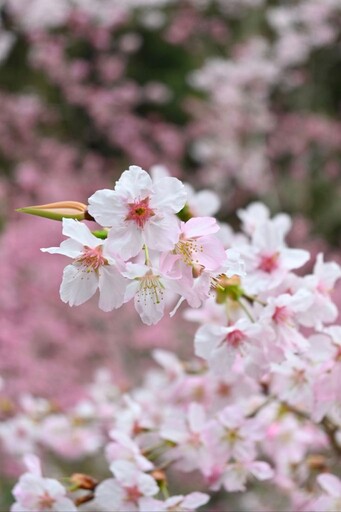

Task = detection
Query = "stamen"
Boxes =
[136,271,165,306]
[175,239,204,266]
[125,197,155,228]
[75,245,107,272]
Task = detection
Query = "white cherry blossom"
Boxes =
[88,165,186,259]
[41,218,127,310]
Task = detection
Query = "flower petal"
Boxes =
[98,266,127,311]
[41,239,83,258]
[115,165,153,201]
[88,189,124,227]
[151,177,187,213]
[62,218,101,247]
[60,264,98,307]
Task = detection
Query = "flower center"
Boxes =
[225,329,246,347]
[38,492,55,510]
[175,238,203,266]
[137,270,165,305]
[258,252,280,273]
[293,369,306,385]
[272,305,291,324]
[224,428,241,444]
[126,197,155,229]
[125,485,142,504]
[76,245,107,271]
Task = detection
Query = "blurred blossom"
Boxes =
[0,0,340,510]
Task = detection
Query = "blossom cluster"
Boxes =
[0,0,340,509]
[3,165,341,511]
[40,165,242,326]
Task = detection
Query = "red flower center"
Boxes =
[125,485,142,503]
[77,245,107,271]
[38,492,55,510]
[126,197,155,228]
[225,329,246,347]
[258,253,280,273]
[272,305,290,324]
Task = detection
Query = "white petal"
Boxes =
[41,239,83,258]
[318,474,341,497]
[54,498,77,512]
[249,461,274,481]
[280,248,310,270]
[107,225,144,260]
[95,479,125,512]
[188,403,206,433]
[138,498,165,512]
[23,454,41,477]
[190,190,221,216]
[223,465,247,492]
[62,218,101,247]
[110,460,135,485]
[60,264,98,307]
[253,222,283,252]
[115,166,153,200]
[194,324,226,360]
[88,189,124,227]
[124,281,140,303]
[137,473,159,497]
[122,263,149,279]
[143,215,180,252]
[209,344,236,374]
[181,492,210,509]
[98,266,127,311]
[135,291,165,325]
[151,177,187,213]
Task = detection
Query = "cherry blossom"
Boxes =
[239,219,310,293]
[94,460,159,512]
[11,454,77,512]
[175,217,226,271]
[10,165,341,512]
[122,259,184,325]
[194,318,270,374]
[88,165,186,259]
[41,218,127,310]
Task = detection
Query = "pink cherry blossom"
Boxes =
[175,217,226,271]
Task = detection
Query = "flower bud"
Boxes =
[151,469,166,482]
[16,201,94,221]
[69,473,98,490]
